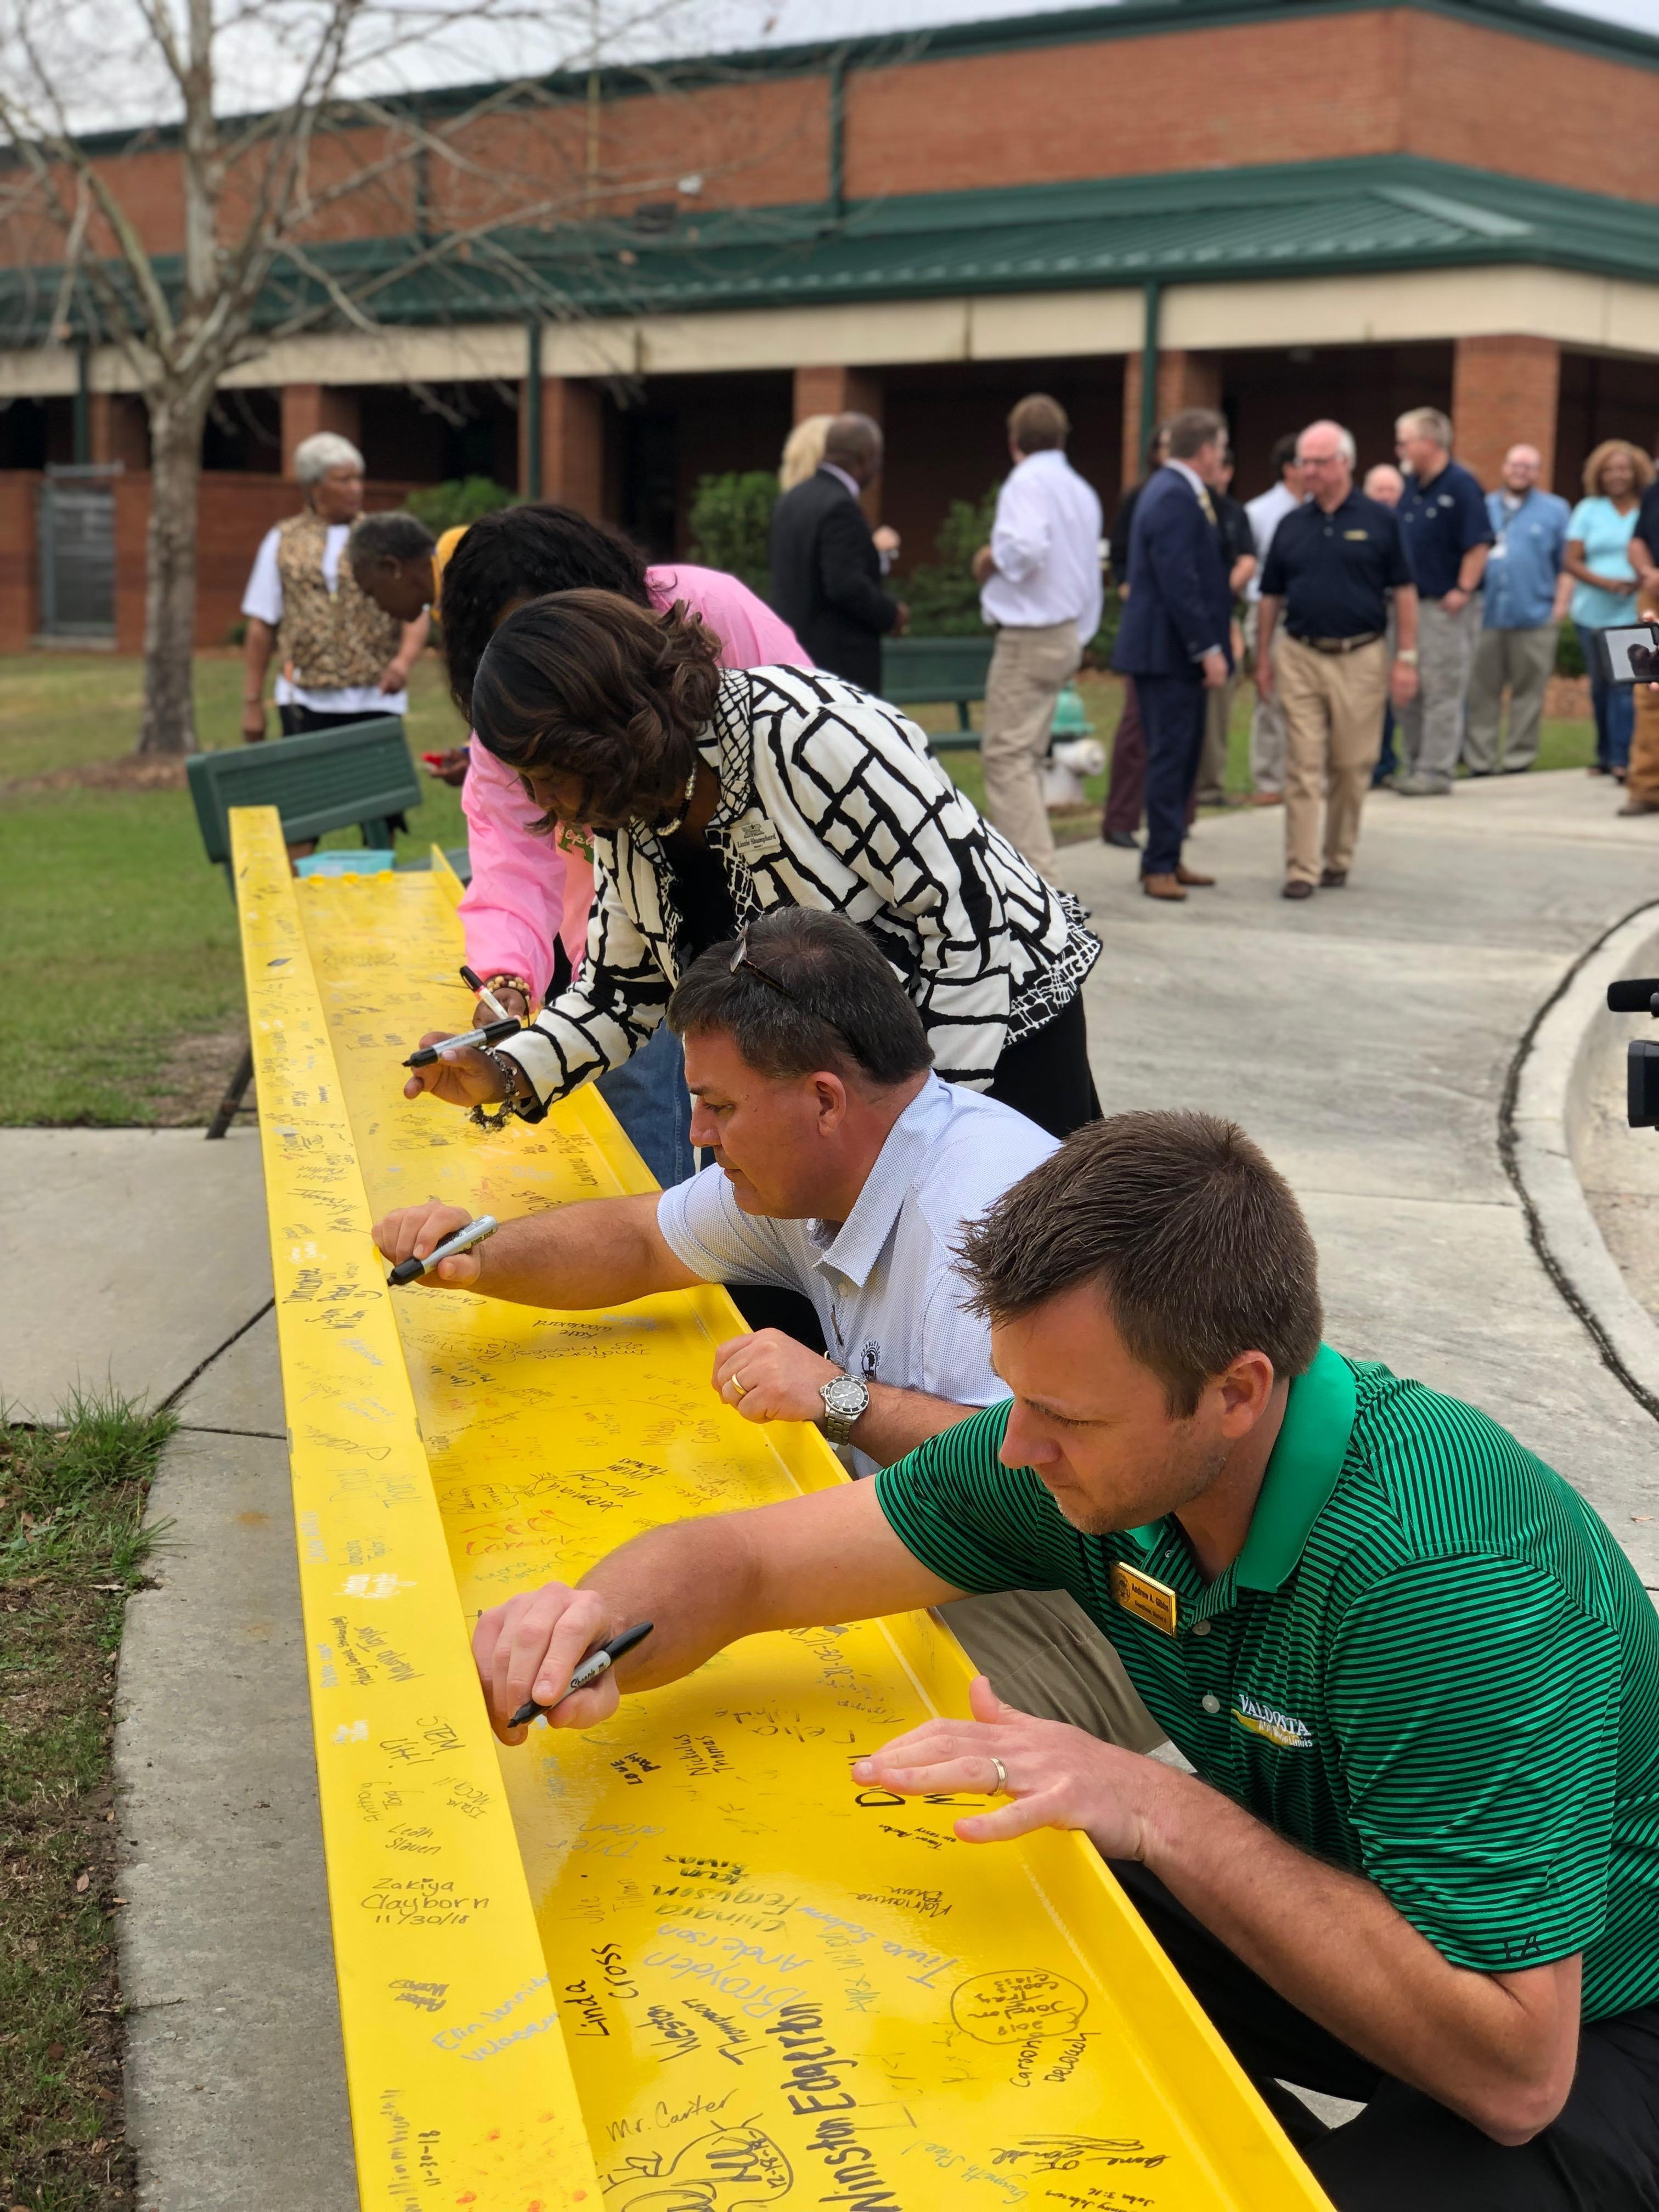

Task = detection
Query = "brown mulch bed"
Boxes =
[2,757,188,799]
[139,1020,251,1130]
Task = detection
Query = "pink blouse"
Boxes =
[458,566,809,998]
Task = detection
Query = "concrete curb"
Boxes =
[1505,900,1659,1421]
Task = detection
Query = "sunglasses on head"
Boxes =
[728,925,863,1063]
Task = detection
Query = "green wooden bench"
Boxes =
[186,714,420,890]
[187,715,423,1137]
[881,635,995,749]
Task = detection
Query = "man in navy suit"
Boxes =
[1111,407,1235,900]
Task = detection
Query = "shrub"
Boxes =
[687,470,778,599]
[1556,624,1585,679]
[405,477,517,534]
[902,486,999,637]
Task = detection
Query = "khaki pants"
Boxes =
[981,620,1083,873]
[1245,603,1285,794]
[1464,624,1558,775]
[1396,594,1481,786]
[1279,633,1390,886]
[1194,674,1235,806]
[943,1588,1164,1752]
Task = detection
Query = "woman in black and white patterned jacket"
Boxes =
[404,590,1102,1139]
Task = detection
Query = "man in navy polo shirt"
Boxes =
[1392,407,1494,797]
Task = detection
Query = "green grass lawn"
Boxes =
[0,1389,176,2211]
[0,653,1596,1126]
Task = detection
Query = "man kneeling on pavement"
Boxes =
[374,907,1159,1753]
[461,1108,1659,2212]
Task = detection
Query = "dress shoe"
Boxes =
[1103,829,1140,849]
[1282,879,1315,901]
[1250,791,1284,807]
[1618,800,1659,817]
[1392,772,1452,797]
[1319,867,1347,888]
[1142,873,1188,901]
[1175,864,1216,888]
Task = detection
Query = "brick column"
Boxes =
[521,375,605,515]
[793,366,885,519]
[792,364,883,427]
[1121,351,1222,485]
[0,473,41,650]
[280,385,362,476]
[87,392,149,471]
[1451,336,1560,489]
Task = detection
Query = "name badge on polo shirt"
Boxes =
[729,812,783,866]
[1110,1560,1179,1637]
[1343,530,1369,541]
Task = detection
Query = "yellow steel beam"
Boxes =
[238,803,1334,2211]
[233,807,602,2210]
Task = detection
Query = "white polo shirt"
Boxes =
[656,1073,1057,1477]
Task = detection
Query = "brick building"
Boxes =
[2,0,1657,647]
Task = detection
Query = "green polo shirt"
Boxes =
[875,1346,1659,2020]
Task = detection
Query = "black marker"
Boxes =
[509,1622,654,1727]
[460,964,510,1022]
[386,1214,498,1287]
[403,1016,521,1068]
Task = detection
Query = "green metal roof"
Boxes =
[7,155,1659,352]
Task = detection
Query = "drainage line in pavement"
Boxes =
[1497,896,1659,1428]
[157,1296,277,1414]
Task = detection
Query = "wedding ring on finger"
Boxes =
[729,1374,748,1401]
[989,1756,1008,1796]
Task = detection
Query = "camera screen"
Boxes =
[1604,627,1659,682]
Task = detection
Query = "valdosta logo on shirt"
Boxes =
[1232,1692,1313,1751]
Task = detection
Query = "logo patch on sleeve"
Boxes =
[1232,1692,1313,1750]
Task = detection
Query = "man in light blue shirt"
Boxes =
[372,908,1159,1750]
[1464,444,1570,776]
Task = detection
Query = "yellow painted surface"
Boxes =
[234,806,1332,2212]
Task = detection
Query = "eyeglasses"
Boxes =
[728,924,863,1062]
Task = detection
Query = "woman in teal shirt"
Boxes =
[1566,440,1655,778]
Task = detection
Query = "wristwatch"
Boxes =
[1396,648,1419,664]
[819,1373,871,1446]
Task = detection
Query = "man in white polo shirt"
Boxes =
[972,393,1104,873]
[374,908,1157,1751]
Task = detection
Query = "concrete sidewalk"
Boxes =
[1057,766,1659,1586]
[0,1122,356,2208]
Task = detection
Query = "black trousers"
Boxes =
[1136,671,1207,878]
[986,990,1101,1140]
[1113,1861,1659,2210]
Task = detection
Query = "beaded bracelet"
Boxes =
[478,972,533,1009]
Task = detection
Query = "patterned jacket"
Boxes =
[275,511,402,691]
[499,666,1100,1117]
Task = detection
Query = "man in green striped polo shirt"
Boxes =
[473,1110,1659,2209]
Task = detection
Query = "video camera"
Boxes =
[1609,978,1659,1126]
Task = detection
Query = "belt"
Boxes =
[1286,630,1383,656]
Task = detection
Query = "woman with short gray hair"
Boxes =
[240,430,428,744]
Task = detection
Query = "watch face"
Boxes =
[823,1377,868,1417]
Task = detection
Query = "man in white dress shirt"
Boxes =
[973,395,1104,872]
[375,909,1159,1751]
[1243,433,1304,805]
[240,431,428,743]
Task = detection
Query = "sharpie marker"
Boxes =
[508,1622,654,1728]
[403,1016,521,1068]
[386,1214,498,1288]
[459,964,511,1022]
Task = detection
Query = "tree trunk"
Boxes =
[136,392,210,756]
